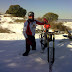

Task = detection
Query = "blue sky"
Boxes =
[0,0,72,19]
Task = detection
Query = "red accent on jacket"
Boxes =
[26,22,32,35]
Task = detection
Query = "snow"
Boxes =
[63,22,72,29]
[0,15,72,72]
[1,23,24,33]
[0,34,72,72]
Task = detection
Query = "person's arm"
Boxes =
[35,20,44,25]
[23,21,28,38]
[35,18,48,25]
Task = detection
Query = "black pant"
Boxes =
[25,35,36,53]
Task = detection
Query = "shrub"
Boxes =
[8,21,14,24]
[4,14,12,17]
[36,17,43,22]
[0,27,15,33]
[50,22,71,33]
[14,19,26,23]
[6,5,27,17]
[43,12,59,22]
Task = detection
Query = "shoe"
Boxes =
[22,52,29,56]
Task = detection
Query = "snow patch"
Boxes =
[7,63,18,67]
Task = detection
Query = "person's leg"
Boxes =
[32,36,36,50]
[23,39,30,56]
[29,36,36,50]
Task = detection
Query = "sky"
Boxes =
[0,0,72,19]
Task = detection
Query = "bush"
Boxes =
[6,5,27,17]
[8,21,14,24]
[4,14,12,17]
[0,27,15,33]
[36,17,43,22]
[14,19,26,23]
[35,21,71,33]
[50,22,71,33]
[43,12,59,22]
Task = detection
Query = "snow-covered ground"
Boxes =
[63,22,72,29]
[0,15,72,72]
[0,34,72,72]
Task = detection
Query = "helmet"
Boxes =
[28,12,34,16]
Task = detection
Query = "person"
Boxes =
[23,11,48,56]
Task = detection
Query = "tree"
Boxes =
[43,12,59,22]
[6,5,27,17]
[37,17,43,22]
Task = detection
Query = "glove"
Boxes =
[26,38,32,45]
[44,24,51,29]
[43,18,48,24]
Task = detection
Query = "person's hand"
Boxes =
[43,18,48,24]
[26,38,32,45]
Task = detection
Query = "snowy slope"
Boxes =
[0,23,24,34]
[0,34,72,72]
[0,15,72,72]
[63,22,72,29]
